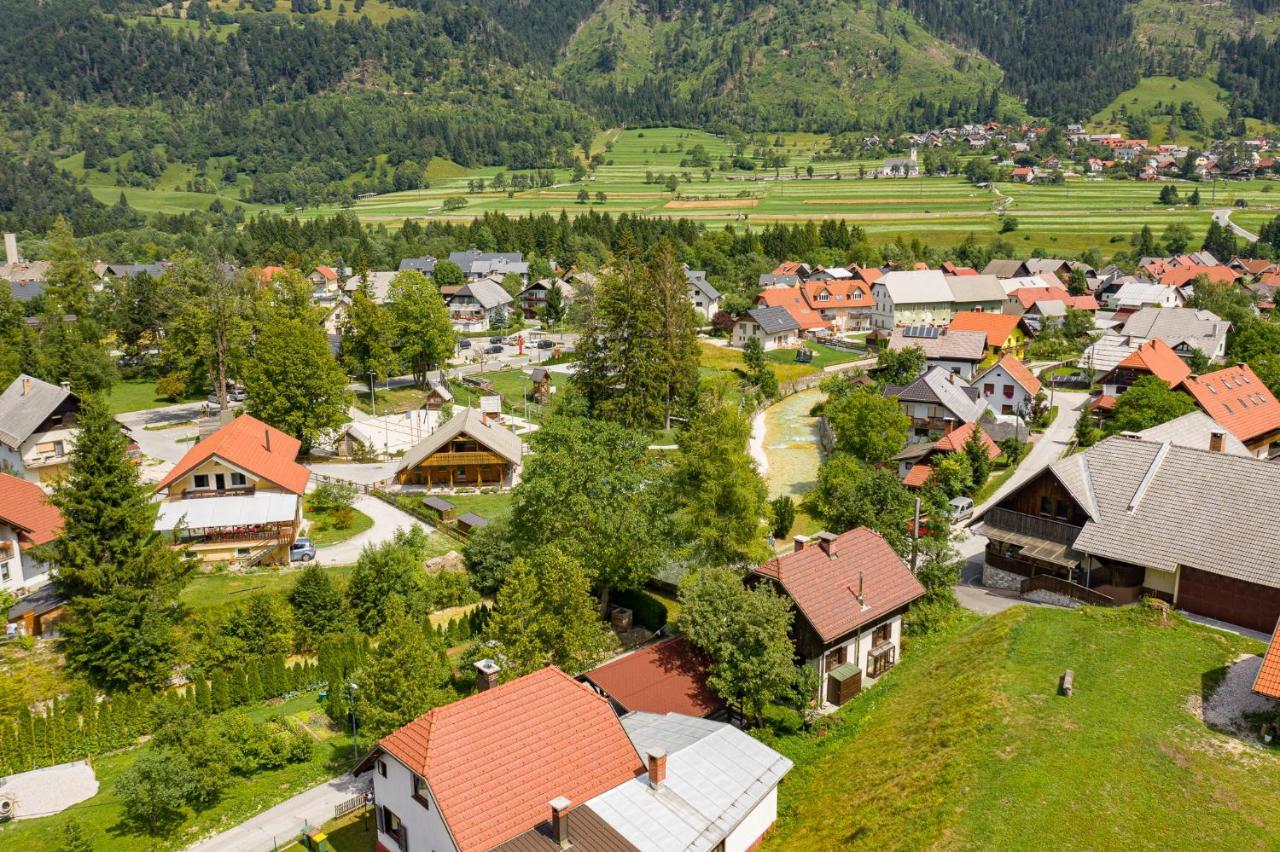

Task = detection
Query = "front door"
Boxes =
[215,473,227,490]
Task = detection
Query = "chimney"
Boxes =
[474,658,500,691]
[1209,430,1225,453]
[792,534,809,552]
[816,530,838,559]
[4,233,18,267]
[21,377,30,396]
[943,419,955,435]
[60,381,71,392]
[549,797,572,850]
[647,750,667,789]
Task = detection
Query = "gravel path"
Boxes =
[0,760,98,820]
[1203,654,1276,732]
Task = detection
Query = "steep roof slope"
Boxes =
[155,414,309,495]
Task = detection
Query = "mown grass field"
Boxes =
[179,564,357,610]
[105,378,203,414]
[762,605,1276,850]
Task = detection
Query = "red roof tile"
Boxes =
[377,668,644,851]
[977,354,1042,397]
[1115,339,1192,387]
[800,279,874,310]
[258,265,286,282]
[0,472,61,546]
[313,265,338,281]
[948,312,1023,347]
[1182,364,1280,446]
[754,528,925,643]
[902,464,932,489]
[1254,621,1280,699]
[1091,394,1117,412]
[155,414,310,495]
[756,288,830,331]
[584,636,722,718]
[1158,265,1240,287]
[1008,286,1099,312]
[932,421,1000,458]
[853,266,882,284]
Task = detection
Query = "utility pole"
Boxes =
[368,372,376,416]
[349,682,359,760]
[910,498,922,573]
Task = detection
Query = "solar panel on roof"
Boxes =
[903,325,940,339]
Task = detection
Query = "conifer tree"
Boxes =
[211,670,230,713]
[352,596,452,740]
[246,662,264,703]
[194,676,212,714]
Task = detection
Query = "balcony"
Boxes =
[982,507,1082,545]
[419,450,507,467]
[182,486,256,499]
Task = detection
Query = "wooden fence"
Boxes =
[1020,573,1116,607]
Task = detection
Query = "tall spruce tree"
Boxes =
[352,596,452,740]
[648,239,701,428]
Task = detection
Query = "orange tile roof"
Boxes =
[853,266,882,284]
[947,311,1023,347]
[155,414,310,495]
[772,261,808,276]
[1008,286,1098,312]
[756,287,830,330]
[1182,364,1280,445]
[1254,621,1280,699]
[1115,339,1192,387]
[800,279,874,310]
[902,463,933,489]
[976,354,1042,397]
[1158,265,1240,287]
[584,636,722,718]
[1091,394,1117,412]
[313,265,338,281]
[754,527,925,643]
[933,421,1000,459]
[0,472,61,546]
[258,265,286,282]
[376,667,644,851]
[1233,258,1276,276]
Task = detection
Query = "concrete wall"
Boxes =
[372,753,457,852]
[726,786,779,852]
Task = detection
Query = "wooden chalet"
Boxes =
[394,407,523,490]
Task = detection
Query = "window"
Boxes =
[377,759,387,778]
[825,645,847,672]
[53,441,65,457]
[983,383,995,395]
[0,562,8,582]
[412,775,430,808]
[1003,385,1015,399]
[193,474,210,489]
[1039,495,1053,517]
[377,806,407,850]
[229,473,247,488]
[872,621,893,646]
[1055,499,1071,520]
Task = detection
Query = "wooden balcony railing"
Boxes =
[1020,574,1116,607]
[983,507,1082,545]
[420,450,507,467]
[182,486,256,499]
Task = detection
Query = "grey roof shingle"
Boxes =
[398,255,438,274]
[888,328,986,362]
[1134,411,1251,457]
[453,277,515,311]
[1048,436,1280,587]
[884,366,986,422]
[395,407,523,473]
[0,374,74,448]
[1120,308,1231,358]
[745,306,800,335]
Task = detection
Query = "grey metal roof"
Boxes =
[529,367,548,383]
[398,255,438,274]
[877,270,953,304]
[981,259,1027,278]
[945,274,1006,303]
[888,328,986,362]
[686,272,720,301]
[745,306,800,335]
[457,512,489,528]
[0,374,74,448]
[1077,333,1144,375]
[423,496,455,512]
[395,407,523,473]
[1120,308,1230,358]
[7,278,45,302]
[449,250,527,277]
[758,273,800,288]
[587,712,793,852]
[454,277,515,311]
[885,366,985,422]
[1134,412,1251,457]
[1048,436,1280,586]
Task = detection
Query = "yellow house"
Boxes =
[153,414,310,565]
[947,312,1027,360]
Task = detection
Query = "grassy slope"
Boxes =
[764,605,1277,849]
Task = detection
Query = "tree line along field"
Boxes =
[61,126,1280,253]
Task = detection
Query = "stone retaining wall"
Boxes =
[982,564,1025,591]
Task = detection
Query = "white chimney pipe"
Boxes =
[4,233,18,267]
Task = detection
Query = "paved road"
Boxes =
[185,772,370,852]
[313,494,439,566]
[1213,208,1259,243]
[973,389,1088,516]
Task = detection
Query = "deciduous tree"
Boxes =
[386,270,455,388]
[244,316,348,453]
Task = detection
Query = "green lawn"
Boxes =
[0,694,356,851]
[303,496,374,547]
[445,491,513,521]
[106,379,201,414]
[180,564,355,610]
[351,385,425,415]
[762,605,1274,849]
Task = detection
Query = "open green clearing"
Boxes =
[0,693,355,852]
[303,495,373,548]
[105,379,202,414]
[443,492,513,521]
[180,564,356,610]
[68,125,1280,253]
[762,605,1275,849]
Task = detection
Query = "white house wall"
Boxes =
[373,754,457,852]
[725,786,779,852]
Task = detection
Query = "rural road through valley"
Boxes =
[1213,208,1259,243]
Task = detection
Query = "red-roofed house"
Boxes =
[753,528,925,706]
[1158,265,1240,288]
[755,287,830,332]
[800,279,875,332]
[1254,621,1280,700]
[1006,285,1098,314]
[1100,339,1192,397]
[308,265,340,291]
[153,414,310,564]
[583,636,723,718]
[0,472,62,596]
[771,261,813,280]
[358,667,645,851]
[972,355,1042,416]
[895,421,1000,487]
[1181,364,1280,458]
[947,311,1027,358]
[258,265,286,283]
